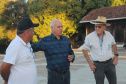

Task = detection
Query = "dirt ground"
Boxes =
[0,48,126,84]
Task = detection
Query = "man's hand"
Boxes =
[113,56,118,66]
[82,49,96,72]
[112,44,118,66]
[68,55,73,61]
[89,63,96,72]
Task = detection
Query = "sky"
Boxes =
[25,0,28,3]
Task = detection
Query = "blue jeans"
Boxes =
[47,69,70,84]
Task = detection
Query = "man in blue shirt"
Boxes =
[32,19,75,84]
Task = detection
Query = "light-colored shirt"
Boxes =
[82,31,116,62]
[3,35,37,84]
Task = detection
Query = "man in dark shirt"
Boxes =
[32,19,75,84]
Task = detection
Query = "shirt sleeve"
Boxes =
[82,36,90,50]
[111,35,116,45]
[31,38,46,52]
[3,45,19,65]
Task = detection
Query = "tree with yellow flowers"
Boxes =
[0,0,28,53]
[110,0,126,6]
[0,0,112,53]
[28,0,85,43]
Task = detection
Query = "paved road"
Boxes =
[0,48,126,84]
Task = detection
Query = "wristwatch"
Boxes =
[115,53,119,57]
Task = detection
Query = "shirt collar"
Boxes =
[95,31,106,36]
[16,35,31,47]
[50,33,63,39]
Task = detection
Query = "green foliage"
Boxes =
[0,26,6,39]
[0,0,28,53]
[0,0,29,29]
[28,0,34,4]
[83,0,111,10]
[0,38,8,54]
[0,26,16,42]
[0,27,9,51]
[0,0,112,53]
[28,0,86,41]
[0,0,10,16]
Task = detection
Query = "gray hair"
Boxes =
[50,19,61,28]
[17,28,33,35]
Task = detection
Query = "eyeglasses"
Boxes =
[95,26,102,28]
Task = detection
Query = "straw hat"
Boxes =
[90,16,111,26]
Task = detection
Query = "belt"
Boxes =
[49,69,68,74]
[93,58,112,63]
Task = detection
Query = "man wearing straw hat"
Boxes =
[82,16,118,84]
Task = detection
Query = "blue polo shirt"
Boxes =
[31,33,75,71]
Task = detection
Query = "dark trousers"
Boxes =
[93,59,117,84]
[47,69,70,84]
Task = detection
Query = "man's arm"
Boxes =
[0,62,12,82]
[82,49,96,72]
[68,40,75,62]
[112,44,118,65]
[31,39,45,52]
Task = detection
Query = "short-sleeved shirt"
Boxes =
[32,33,75,71]
[82,31,116,62]
[3,35,37,84]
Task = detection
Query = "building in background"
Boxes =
[80,5,126,45]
